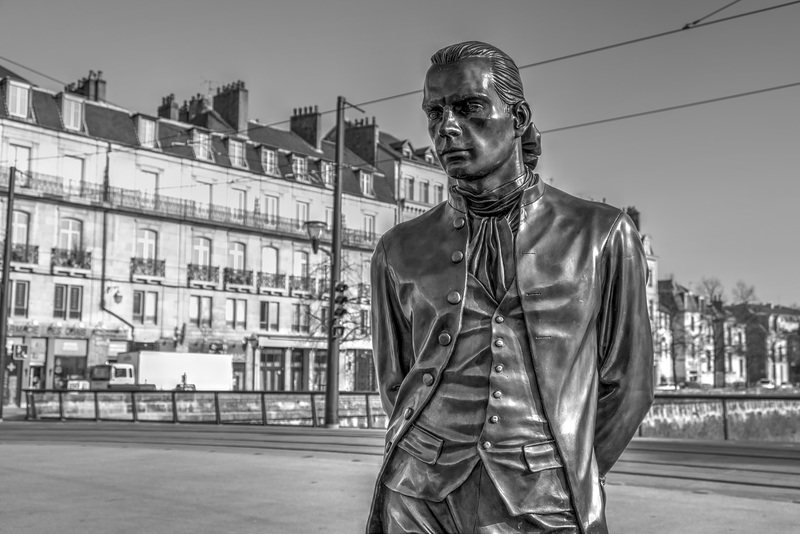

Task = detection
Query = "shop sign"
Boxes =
[54,339,88,356]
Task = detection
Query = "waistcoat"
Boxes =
[383,273,575,517]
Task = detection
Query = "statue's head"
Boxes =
[423,41,540,184]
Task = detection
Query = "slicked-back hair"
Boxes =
[430,41,525,108]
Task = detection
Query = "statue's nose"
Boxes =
[438,109,461,138]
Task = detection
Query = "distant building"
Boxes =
[729,303,800,386]
[0,67,413,400]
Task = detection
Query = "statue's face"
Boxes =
[423,58,517,181]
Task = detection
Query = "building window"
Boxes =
[63,97,83,131]
[263,195,279,223]
[225,298,247,329]
[54,284,83,320]
[192,130,213,161]
[262,348,284,391]
[360,172,373,196]
[405,177,415,201]
[261,247,278,273]
[135,229,158,260]
[259,301,279,331]
[290,349,305,391]
[292,156,307,181]
[363,215,375,236]
[231,189,247,213]
[424,152,435,164]
[261,148,277,175]
[229,139,246,168]
[321,162,334,185]
[229,242,246,269]
[192,237,212,266]
[8,280,29,317]
[402,145,412,158]
[11,211,29,246]
[9,144,31,175]
[59,218,83,251]
[189,295,213,327]
[293,251,309,278]
[360,309,371,336]
[420,181,430,204]
[138,118,157,148]
[7,82,29,119]
[138,170,159,197]
[292,303,310,333]
[312,351,327,391]
[434,184,444,204]
[63,156,84,189]
[133,291,159,324]
[295,200,309,224]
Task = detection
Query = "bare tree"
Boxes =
[695,277,727,387]
[696,277,725,302]
[731,281,757,305]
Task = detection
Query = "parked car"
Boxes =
[756,378,776,389]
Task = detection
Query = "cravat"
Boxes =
[456,172,533,302]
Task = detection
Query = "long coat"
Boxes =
[367,179,654,534]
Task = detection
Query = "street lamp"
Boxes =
[304,220,327,255]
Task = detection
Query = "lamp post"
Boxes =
[0,167,17,420]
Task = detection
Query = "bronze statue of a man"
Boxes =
[367,41,654,534]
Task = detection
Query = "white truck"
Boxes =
[89,351,234,391]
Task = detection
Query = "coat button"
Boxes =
[422,373,435,386]
[404,407,414,420]
[495,316,504,323]
[494,338,505,347]
[447,291,462,305]
[438,332,452,345]
[489,415,499,424]
[451,251,464,263]
[494,364,504,373]
[453,217,466,229]
[492,390,502,399]
[483,441,492,450]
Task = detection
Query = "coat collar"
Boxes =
[447,172,546,214]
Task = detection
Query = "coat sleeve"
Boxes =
[371,239,413,417]
[594,212,655,476]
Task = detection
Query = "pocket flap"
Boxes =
[397,425,443,465]
[523,440,563,473]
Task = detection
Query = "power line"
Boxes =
[684,0,744,29]
[540,81,800,134]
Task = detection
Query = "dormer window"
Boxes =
[292,156,307,181]
[321,162,334,186]
[229,139,246,168]
[138,117,157,148]
[261,148,277,175]
[192,130,213,161]
[6,81,30,119]
[402,145,412,158]
[424,151,435,164]
[63,96,83,131]
[360,171,374,196]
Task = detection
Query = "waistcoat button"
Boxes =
[494,364,504,373]
[494,338,505,348]
[451,251,464,263]
[483,441,492,450]
[447,291,462,305]
[489,415,499,424]
[453,217,466,229]
[404,407,414,420]
[492,390,502,399]
[495,316,504,323]
[422,373,435,386]
[438,332,452,346]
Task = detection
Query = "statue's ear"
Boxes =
[511,101,532,138]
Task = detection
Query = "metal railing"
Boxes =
[187,264,219,283]
[130,257,166,278]
[224,267,254,286]
[257,272,286,290]
[24,390,386,429]
[51,248,92,270]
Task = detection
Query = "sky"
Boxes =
[0,0,798,305]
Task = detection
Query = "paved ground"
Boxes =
[1,408,798,533]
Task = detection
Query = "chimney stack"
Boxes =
[212,80,248,136]
[290,105,322,150]
[64,70,107,102]
[157,93,180,121]
[343,117,380,165]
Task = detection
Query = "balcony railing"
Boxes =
[224,268,254,286]
[4,244,39,264]
[0,167,382,251]
[187,264,219,284]
[257,272,286,290]
[289,275,315,293]
[51,248,91,270]
[130,257,166,278]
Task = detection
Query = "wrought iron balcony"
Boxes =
[257,272,286,290]
[11,244,39,264]
[343,228,379,248]
[130,257,166,278]
[51,248,91,270]
[224,267,254,286]
[187,264,219,283]
[289,275,315,293]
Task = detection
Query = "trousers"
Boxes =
[380,462,579,534]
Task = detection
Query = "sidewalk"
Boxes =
[0,439,797,534]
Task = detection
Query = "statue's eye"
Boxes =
[426,110,441,120]
[464,102,483,113]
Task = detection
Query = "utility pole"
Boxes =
[0,167,17,421]
[324,97,346,428]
